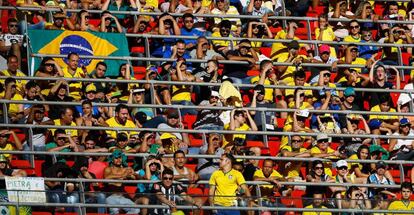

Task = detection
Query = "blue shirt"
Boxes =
[180,27,204,46]
[359,40,379,60]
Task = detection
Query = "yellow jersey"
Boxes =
[0,70,27,94]
[387,200,414,215]
[105,117,137,139]
[310,146,337,176]
[250,76,274,102]
[276,52,308,85]
[253,169,283,189]
[62,67,85,101]
[211,31,237,48]
[209,169,246,206]
[303,205,332,215]
[280,145,308,178]
[223,123,250,147]
[315,27,337,57]
[369,105,398,121]
[50,119,78,137]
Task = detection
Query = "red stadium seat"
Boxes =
[131,46,145,53]
[268,140,281,156]
[124,186,137,199]
[133,66,146,80]
[183,114,197,129]
[246,140,265,148]
[260,47,272,58]
[10,160,31,169]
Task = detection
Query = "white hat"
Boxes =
[336,160,348,168]
[313,133,331,146]
[211,91,220,97]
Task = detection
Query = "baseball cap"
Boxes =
[344,87,356,97]
[287,40,300,50]
[254,84,265,95]
[85,84,97,93]
[368,119,382,129]
[313,133,330,146]
[400,118,411,126]
[376,160,387,169]
[160,133,177,140]
[146,65,158,74]
[0,155,8,163]
[211,91,220,97]
[336,160,348,168]
[319,45,331,54]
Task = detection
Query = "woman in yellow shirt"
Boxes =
[343,20,361,43]
[315,14,337,57]
[246,21,273,50]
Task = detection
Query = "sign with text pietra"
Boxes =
[5,177,46,203]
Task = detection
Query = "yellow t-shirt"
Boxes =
[280,145,308,178]
[303,205,332,215]
[62,67,85,101]
[0,70,27,94]
[250,76,273,102]
[315,27,337,58]
[0,143,15,161]
[270,30,301,60]
[348,153,363,175]
[310,146,336,176]
[223,123,250,147]
[211,31,237,48]
[211,6,241,32]
[253,169,283,189]
[171,84,191,102]
[209,169,246,206]
[343,35,361,43]
[337,57,366,83]
[105,117,137,139]
[387,200,414,215]
[276,52,308,85]
[50,119,78,137]
[6,93,24,116]
[285,82,313,98]
[369,105,398,121]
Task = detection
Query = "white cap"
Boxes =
[211,91,220,97]
[336,160,348,168]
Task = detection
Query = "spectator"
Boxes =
[223,39,259,84]
[2,78,23,123]
[224,109,258,145]
[88,62,110,96]
[180,13,204,50]
[246,21,273,49]
[34,57,63,96]
[248,84,277,134]
[151,13,181,60]
[104,103,138,139]
[62,52,86,101]
[24,104,53,155]
[22,81,49,121]
[282,70,313,118]
[192,90,224,131]
[169,58,199,115]
[368,61,400,107]
[76,10,99,32]
[389,118,414,159]
[132,15,151,48]
[143,64,172,105]
[0,19,23,65]
[309,45,338,79]
[358,27,379,60]
[108,132,136,153]
[270,21,304,60]
[0,154,26,177]
[367,161,396,202]
[128,87,154,118]
[211,20,237,53]
[340,186,371,210]
[310,133,342,176]
[101,0,135,21]
[152,168,202,215]
[0,129,23,161]
[163,40,192,67]
[253,158,285,207]
[369,94,399,138]
[45,12,75,30]
[0,55,26,94]
[303,193,332,215]
[329,1,355,40]
[209,153,255,214]
[75,99,106,142]
[173,150,200,186]
[343,20,361,43]
[165,0,193,13]
[285,0,311,17]
[304,160,334,207]
[50,107,78,138]
[46,80,74,120]
[197,133,225,180]
[46,129,80,162]
[135,155,163,215]
[387,182,414,212]
[104,150,140,215]
[245,0,273,16]
[315,14,336,57]
[344,113,371,148]
[211,0,242,36]
[100,11,123,33]
[190,37,223,72]
[279,135,311,179]
[275,40,308,85]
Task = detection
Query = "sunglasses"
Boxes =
[9,24,18,28]
[220,28,230,33]
[0,134,10,139]
[363,34,372,37]
[212,137,219,141]
[315,167,324,170]
[338,166,348,170]
[211,96,219,99]
[184,20,194,23]
[87,91,96,94]
[55,18,63,22]
[57,137,67,141]
[400,124,411,128]
[168,116,179,119]
[291,139,302,143]
[350,25,360,29]
[163,177,173,180]
[323,73,331,78]
[45,63,55,67]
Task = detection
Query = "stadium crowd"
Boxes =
[1,0,414,214]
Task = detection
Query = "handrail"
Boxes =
[2,123,414,140]
[2,5,414,24]
[4,150,414,165]
[1,99,414,117]
[1,75,412,94]
[0,176,401,189]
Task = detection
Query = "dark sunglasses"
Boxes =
[220,28,230,33]
[350,25,360,29]
[9,24,18,28]
[315,167,324,170]
[338,166,348,170]
[45,63,55,67]
[363,34,372,37]
[57,137,67,141]
[212,137,219,141]
[323,73,331,78]
[291,139,302,143]
[0,134,10,139]
[163,177,173,180]
[55,18,63,22]
[211,96,219,99]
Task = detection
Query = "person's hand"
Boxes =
[194,201,203,209]
[247,58,256,65]
[167,200,176,208]
[289,22,298,30]
[333,150,341,157]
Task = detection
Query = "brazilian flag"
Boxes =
[28,30,130,77]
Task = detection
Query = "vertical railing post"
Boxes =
[28,127,34,168]
[260,109,268,148]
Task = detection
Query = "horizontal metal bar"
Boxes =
[2,99,414,117]
[2,123,414,141]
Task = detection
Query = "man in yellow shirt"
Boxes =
[105,104,137,139]
[280,135,310,179]
[62,52,86,101]
[211,20,237,53]
[303,193,332,215]
[369,94,399,138]
[0,55,27,94]
[253,158,284,207]
[223,109,258,147]
[387,182,414,215]
[50,107,78,138]
[275,40,308,85]
[209,153,254,214]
